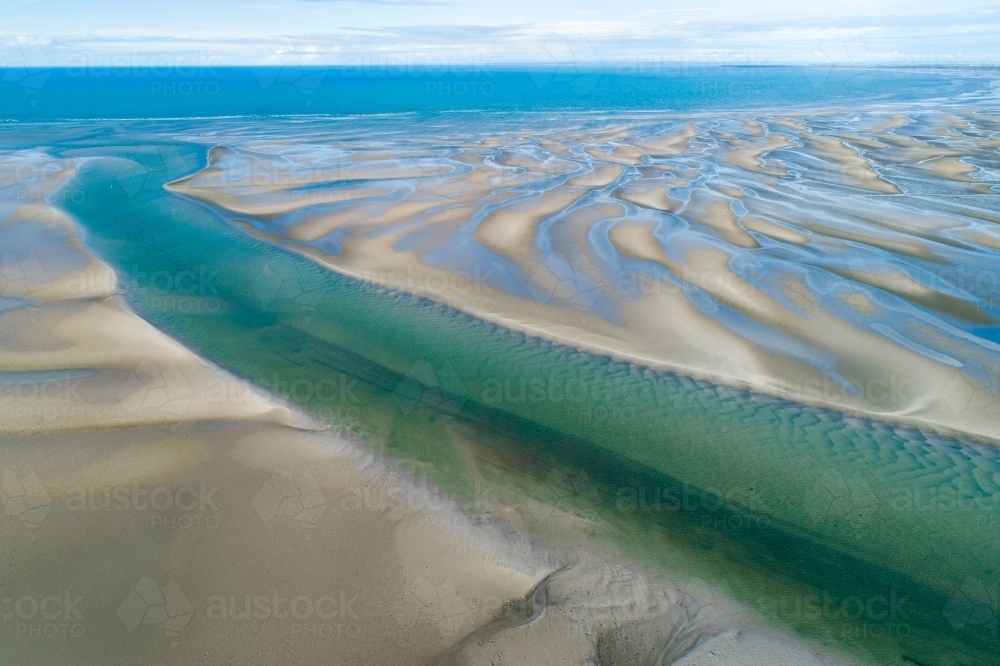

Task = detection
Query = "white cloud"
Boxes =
[2,8,999,65]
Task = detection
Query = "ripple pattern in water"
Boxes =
[164,106,1000,442]
[45,131,1000,665]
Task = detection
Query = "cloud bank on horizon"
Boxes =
[1,0,998,67]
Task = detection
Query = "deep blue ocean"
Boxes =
[1,65,995,119]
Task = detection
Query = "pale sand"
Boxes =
[615,181,683,213]
[475,187,591,263]
[827,266,995,324]
[692,197,760,249]
[0,162,539,664]
[741,216,810,245]
[634,124,700,156]
[673,629,835,665]
[870,114,909,132]
[163,111,1000,448]
[566,164,624,187]
[799,133,901,194]
[726,133,794,176]
[1,154,851,665]
[584,144,645,166]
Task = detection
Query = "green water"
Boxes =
[60,143,1000,665]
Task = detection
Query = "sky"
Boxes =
[1,0,998,68]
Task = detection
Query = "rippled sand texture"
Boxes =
[0,153,543,665]
[170,109,1000,442]
[2,150,850,666]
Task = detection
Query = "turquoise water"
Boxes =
[2,66,995,119]
[45,136,1000,665]
[3,67,998,664]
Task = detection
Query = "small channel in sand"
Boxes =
[50,136,1000,665]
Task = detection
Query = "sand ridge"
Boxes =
[167,108,1000,442]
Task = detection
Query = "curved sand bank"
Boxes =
[168,108,1000,443]
[1,154,850,664]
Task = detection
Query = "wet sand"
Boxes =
[167,108,1000,443]
[0,152,852,664]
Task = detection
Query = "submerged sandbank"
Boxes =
[168,107,1000,443]
[0,152,852,665]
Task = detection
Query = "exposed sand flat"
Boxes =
[800,133,901,193]
[871,113,909,132]
[584,144,645,165]
[163,110,1000,443]
[0,188,310,435]
[873,132,964,163]
[835,133,888,150]
[741,216,810,245]
[695,200,760,249]
[716,185,746,198]
[634,124,700,156]
[537,138,577,158]
[926,156,980,183]
[608,230,989,429]
[475,186,591,261]
[827,266,995,324]
[168,180,394,216]
[4,153,850,666]
[495,150,577,175]
[615,181,683,213]
[566,164,624,187]
[796,220,940,261]
[1,421,547,665]
[590,125,633,142]
[727,134,793,176]
[772,117,806,132]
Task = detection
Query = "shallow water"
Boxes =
[40,134,1000,665]
[163,106,1000,441]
